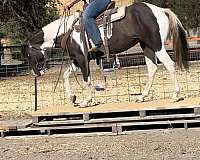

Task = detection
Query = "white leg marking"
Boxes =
[79,76,93,108]
[136,56,157,102]
[63,63,77,104]
[155,47,181,102]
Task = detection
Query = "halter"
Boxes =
[26,41,47,73]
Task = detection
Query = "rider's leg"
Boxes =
[83,0,111,53]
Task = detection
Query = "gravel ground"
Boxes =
[1,129,200,160]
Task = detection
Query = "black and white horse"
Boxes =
[26,2,189,107]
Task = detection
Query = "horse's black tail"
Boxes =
[163,9,189,70]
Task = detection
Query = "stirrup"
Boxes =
[88,44,105,53]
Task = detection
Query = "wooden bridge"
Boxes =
[1,97,200,138]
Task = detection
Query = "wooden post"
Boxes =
[197,27,200,44]
[139,110,146,117]
[35,77,38,111]
[83,113,90,121]
[0,40,2,66]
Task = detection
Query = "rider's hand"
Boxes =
[64,2,72,11]
[64,4,70,11]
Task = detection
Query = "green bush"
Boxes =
[0,32,6,38]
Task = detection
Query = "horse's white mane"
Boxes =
[42,13,79,42]
[40,13,80,49]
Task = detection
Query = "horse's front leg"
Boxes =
[79,76,93,107]
[63,63,77,105]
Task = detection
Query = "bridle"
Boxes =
[26,41,47,73]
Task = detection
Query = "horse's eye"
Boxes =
[37,63,43,69]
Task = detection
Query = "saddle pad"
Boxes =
[110,6,126,23]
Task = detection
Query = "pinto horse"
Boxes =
[26,2,189,107]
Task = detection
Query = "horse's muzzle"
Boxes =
[29,55,46,77]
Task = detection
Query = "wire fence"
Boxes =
[1,42,200,113]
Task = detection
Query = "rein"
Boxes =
[53,9,70,93]
[53,0,90,93]
[53,9,86,93]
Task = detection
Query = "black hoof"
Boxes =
[70,95,76,104]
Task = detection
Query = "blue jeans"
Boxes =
[83,0,111,45]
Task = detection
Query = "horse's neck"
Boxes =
[41,14,79,47]
[61,13,80,33]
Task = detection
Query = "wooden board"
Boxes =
[33,114,200,127]
[0,119,33,131]
[31,97,200,116]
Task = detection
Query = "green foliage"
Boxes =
[0,0,61,40]
[136,0,200,29]
[0,32,6,38]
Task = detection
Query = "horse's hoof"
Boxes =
[70,95,76,104]
[79,100,92,108]
[79,102,88,108]
[171,97,184,103]
[135,95,144,103]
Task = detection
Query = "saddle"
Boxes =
[60,1,126,77]
[75,1,126,61]
[75,1,125,31]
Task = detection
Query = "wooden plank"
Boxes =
[0,126,9,131]
[33,114,200,127]
[0,121,17,131]
[85,114,200,123]
[19,123,115,132]
[31,105,198,124]
[16,119,33,129]
[83,122,116,128]
[117,119,200,127]
[34,119,84,126]
[31,98,200,117]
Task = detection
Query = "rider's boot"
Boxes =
[88,42,106,54]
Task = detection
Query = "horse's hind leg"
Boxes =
[136,47,158,102]
[63,63,78,104]
[155,46,181,102]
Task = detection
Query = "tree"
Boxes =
[0,0,61,41]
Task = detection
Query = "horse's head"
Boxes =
[25,30,46,77]
[26,15,80,76]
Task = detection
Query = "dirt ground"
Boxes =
[0,129,200,160]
